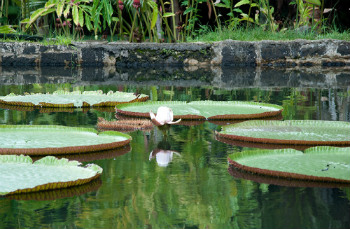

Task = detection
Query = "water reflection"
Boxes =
[149,139,181,167]
[0,67,349,229]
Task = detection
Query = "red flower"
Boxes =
[118,0,124,10]
[133,0,140,9]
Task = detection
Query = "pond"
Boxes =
[0,67,349,229]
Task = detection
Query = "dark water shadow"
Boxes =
[1,66,350,89]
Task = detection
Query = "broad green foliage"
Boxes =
[116,101,283,119]
[220,120,350,142]
[0,155,102,195]
[229,147,350,182]
[0,125,130,149]
[0,90,148,107]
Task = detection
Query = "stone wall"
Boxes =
[0,39,350,67]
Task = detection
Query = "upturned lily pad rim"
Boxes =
[228,147,350,183]
[116,101,283,120]
[0,91,149,108]
[0,155,103,196]
[0,125,132,156]
[228,166,350,188]
[217,120,350,146]
[6,178,102,201]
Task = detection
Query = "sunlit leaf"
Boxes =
[228,147,350,183]
[0,90,149,108]
[234,0,250,7]
[218,120,350,145]
[116,101,283,120]
[0,155,103,196]
[304,0,321,6]
[72,5,79,25]
[56,0,65,17]
[163,12,175,18]
[0,125,132,155]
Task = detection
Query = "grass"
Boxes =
[187,26,350,43]
[0,35,75,46]
[1,26,350,45]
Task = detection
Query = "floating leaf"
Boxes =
[116,101,283,120]
[217,120,350,146]
[0,155,102,196]
[0,90,149,108]
[228,147,350,183]
[0,125,131,155]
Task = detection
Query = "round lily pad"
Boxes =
[228,147,350,183]
[216,120,350,146]
[116,101,283,120]
[0,90,149,108]
[0,125,131,155]
[0,155,103,196]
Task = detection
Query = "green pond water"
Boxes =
[0,68,349,229]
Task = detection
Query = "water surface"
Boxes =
[0,67,349,229]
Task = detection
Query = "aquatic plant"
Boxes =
[0,155,102,196]
[217,120,350,146]
[228,146,350,183]
[0,90,149,109]
[0,125,131,155]
[149,106,182,126]
[116,101,283,120]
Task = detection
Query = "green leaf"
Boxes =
[304,0,321,6]
[234,0,250,8]
[162,12,175,18]
[0,25,16,34]
[26,8,50,28]
[116,101,283,119]
[215,3,230,8]
[228,147,350,183]
[85,13,93,30]
[219,120,350,143]
[63,4,71,18]
[0,125,131,155]
[0,155,103,196]
[183,7,195,15]
[0,90,149,108]
[56,0,65,17]
[72,5,79,26]
[79,8,84,26]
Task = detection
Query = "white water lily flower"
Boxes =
[149,106,181,126]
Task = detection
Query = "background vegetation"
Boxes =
[0,0,349,42]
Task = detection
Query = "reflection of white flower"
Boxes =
[149,149,181,167]
[149,106,181,126]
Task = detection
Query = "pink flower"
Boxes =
[133,0,140,9]
[118,0,124,10]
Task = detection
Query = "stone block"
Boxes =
[261,42,291,60]
[41,52,77,66]
[222,41,257,66]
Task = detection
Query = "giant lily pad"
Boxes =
[116,101,283,120]
[0,155,102,196]
[0,125,131,155]
[0,90,149,108]
[216,120,350,146]
[228,147,350,183]
[7,178,102,201]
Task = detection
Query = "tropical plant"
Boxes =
[0,125,131,155]
[116,100,283,120]
[217,120,350,145]
[0,90,149,108]
[0,155,102,196]
[228,146,350,183]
